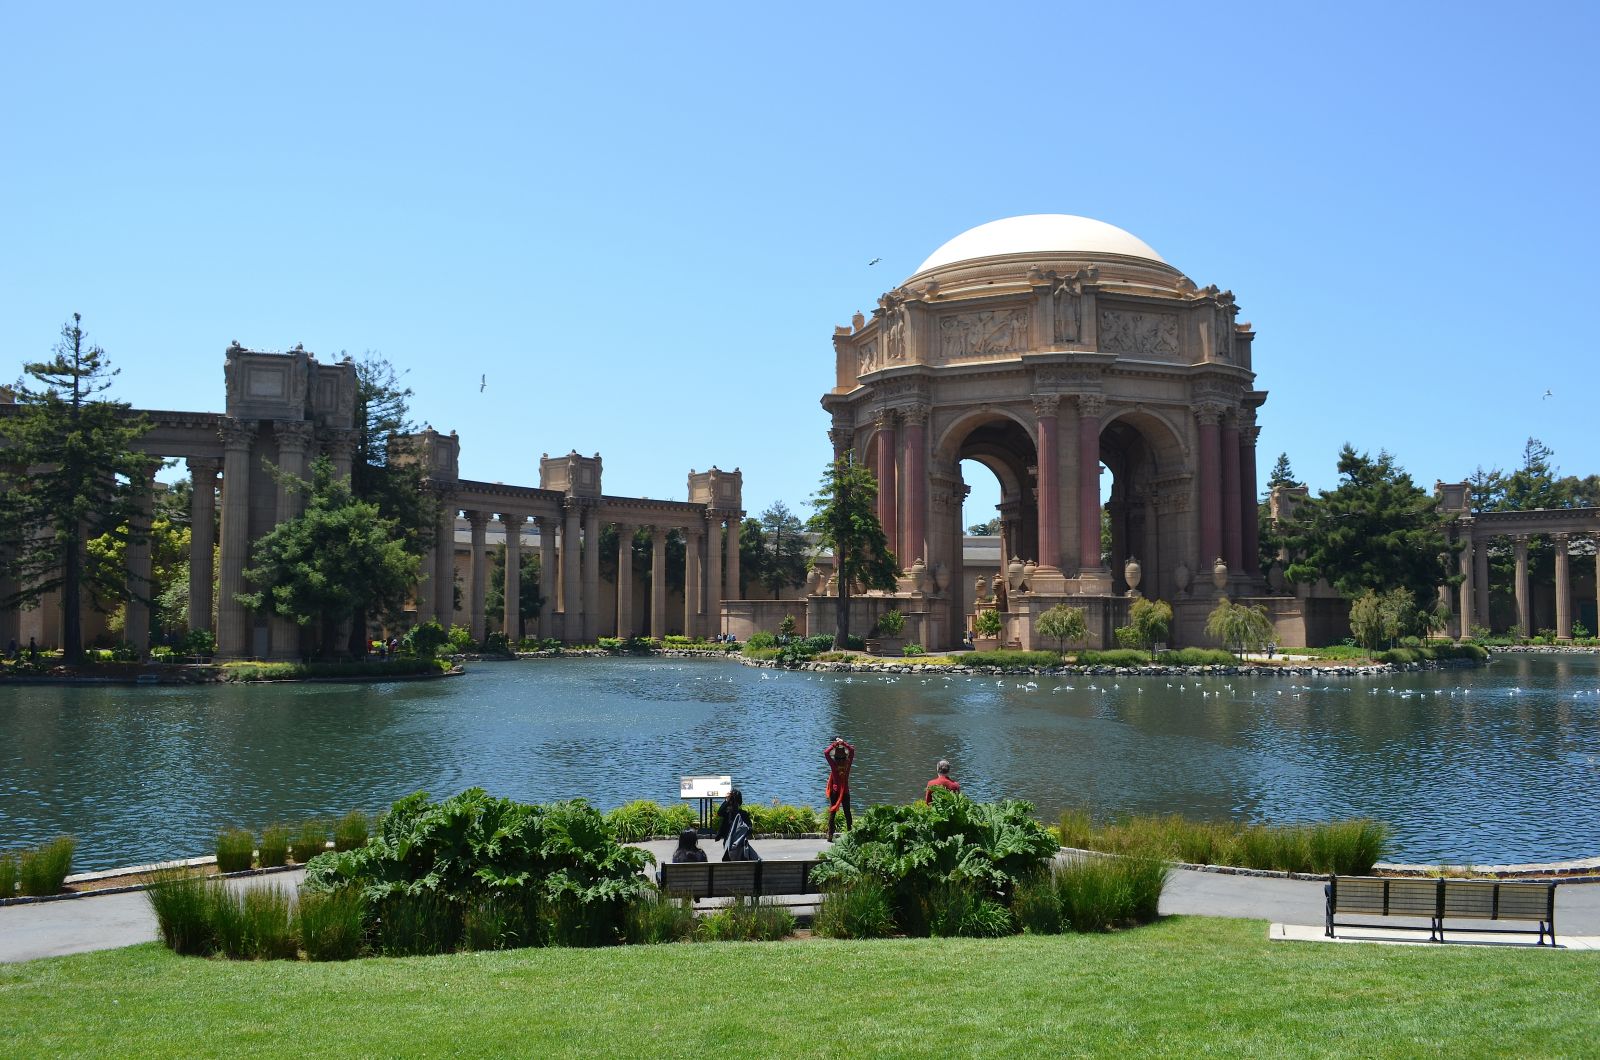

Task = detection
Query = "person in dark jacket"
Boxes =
[713,788,760,861]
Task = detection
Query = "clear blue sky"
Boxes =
[3,2,1594,529]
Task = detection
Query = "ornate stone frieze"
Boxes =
[939,308,1029,359]
[186,456,221,478]
[1099,309,1180,357]
[899,403,930,427]
[1034,364,1102,390]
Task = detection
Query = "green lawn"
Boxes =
[2,917,1594,1057]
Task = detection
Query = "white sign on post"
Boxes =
[680,775,732,800]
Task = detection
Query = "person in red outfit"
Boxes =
[924,759,961,803]
[823,736,856,841]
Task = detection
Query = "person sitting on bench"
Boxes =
[671,828,707,863]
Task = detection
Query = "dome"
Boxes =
[913,214,1166,274]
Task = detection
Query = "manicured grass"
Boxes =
[2,918,1596,1056]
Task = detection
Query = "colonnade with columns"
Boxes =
[1455,528,1600,640]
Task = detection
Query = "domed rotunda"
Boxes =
[819,213,1280,650]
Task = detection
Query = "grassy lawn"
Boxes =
[2,917,1595,1057]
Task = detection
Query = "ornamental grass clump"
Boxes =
[0,851,18,899]
[297,887,367,961]
[291,820,328,864]
[463,895,528,952]
[1059,809,1389,875]
[810,794,1058,938]
[603,800,695,842]
[622,890,698,945]
[215,828,255,873]
[145,868,214,956]
[333,811,370,852]
[812,879,895,940]
[18,836,75,896]
[748,803,821,836]
[695,897,795,942]
[922,881,1013,938]
[376,892,463,956]
[258,825,290,868]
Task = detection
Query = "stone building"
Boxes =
[818,214,1293,650]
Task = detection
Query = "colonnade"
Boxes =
[1457,530,1600,640]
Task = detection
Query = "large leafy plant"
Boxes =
[810,795,1058,935]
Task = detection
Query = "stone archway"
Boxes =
[1099,408,1189,600]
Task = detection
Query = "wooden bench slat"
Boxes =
[660,859,820,900]
[1327,875,1556,945]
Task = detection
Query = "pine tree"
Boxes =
[0,315,157,662]
[749,501,809,599]
[807,453,899,648]
[1266,452,1302,491]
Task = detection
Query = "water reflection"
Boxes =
[2,654,1598,869]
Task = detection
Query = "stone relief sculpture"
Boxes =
[857,340,879,374]
[940,308,1029,358]
[1099,310,1180,357]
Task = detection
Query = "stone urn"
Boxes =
[805,568,822,596]
[1124,555,1143,597]
[1021,559,1037,591]
[1007,556,1025,591]
[1212,557,1229,591]
[908,557,928,594]
[974,574,989,602]
[933,561,950,593]
[1174,562,1192,597]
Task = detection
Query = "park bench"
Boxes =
[659,859,822,900]
[1325,875,1557,945]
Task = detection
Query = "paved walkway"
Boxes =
[5,838,1599,963]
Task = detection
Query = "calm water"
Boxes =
[3,654,1599,870]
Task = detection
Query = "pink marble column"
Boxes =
[1240,424,1261,576]
[901,405,928,565]
[1196,405,1224,571]
[1077,395,1103,572]
[1033,395,1060,569]
[1221,413,1243,573]
[874,410,898,559]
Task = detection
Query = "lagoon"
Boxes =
[3,653,1599,870]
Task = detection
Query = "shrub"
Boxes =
[623,890,697,945]
[745,631,777,650]
[258,825,290,868]
[742,646,782,661]
[748,804,820,836]
[480,632,510,655]
[923,881,1012,939]
[955,650,1061,668]
[1074,649,1150,667]
[233,885,298,960]
[813,879,895,940]
[291,820,329,864]
[18,836,75,896]
[901,643,925,657]
[0,851,17,899]
[973,609,1003,638]
[333,811,370,852]
[695,897,795,942]
[215,828,255,873]
[410,620,447,657]
[179,628,217,657]
[146,868,214,956]
[874,609,906,637]
[297,887,368,961]
[463,894,528,951]
[376,892,463,956]
[444,625,476,654]
[597,636,624,652]
[1155,648,1237,667]
[1061,810,1389,875]
[604,800,697,842]
[778,615,796,638]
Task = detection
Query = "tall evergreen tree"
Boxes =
[1266,452,1302,491]
[807,453,899,648]
[0,315,157,662]
[746,501,809,599]
[1280,444,1459,605]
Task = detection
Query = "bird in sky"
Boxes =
[867,257,882,266]
[1542,389,1553,399]
[480,374,487,393]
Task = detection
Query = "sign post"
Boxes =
[680,774,732,833]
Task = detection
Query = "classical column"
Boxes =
[536,515,555,640]
[1240,424,1261,576]
[582,505,601,643]
[1077,394,1104,572]
[1513,534,1531,638]
[1474,534,1491,630]
[1458,533,1475,639]
[216,418,256,658]
[186,457,219,634]
[323,427,358,482]
[828,425,853,463]
[1033,395,1060,569]
[684,529,702,638]
[434,499,456,628]
[1221,413,1243,573]
[124,469,156,656]
[901,404,929,565]
[467,511,490,642]
[725,509,742,601]
[705,513,724,639]
[874,409,898,557]
[650,527,668,640]
[615,524,634,637]
[1196,404,1224,574]
[502,513,521,642]
[1554,533,1572,640]
[270,421,313,658]
[563,501,582,642]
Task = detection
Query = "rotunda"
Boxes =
[820,213,1270,649]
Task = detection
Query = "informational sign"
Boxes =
[680,775,732,800]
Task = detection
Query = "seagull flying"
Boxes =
[867,257,882,266]
[1542,389,1553,400]
[479,374,487,393]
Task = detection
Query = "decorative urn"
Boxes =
[1124,555,1143,596]
[1212,557,1229,591]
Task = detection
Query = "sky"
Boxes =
[3,2,1595,531]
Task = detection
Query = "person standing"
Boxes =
[823,736,856,841]
[713,788,759,861]
[924,759,961,803]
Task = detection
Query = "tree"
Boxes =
[1036,604,1087,655]
[1114,597,1172,659]
[1266,452,1302,491]
[1279,445,1459,606]
[1205,596,1274,658]
[1347,587,1417,649]
[238,457,419,657]
[485,544,543,641]
[967,517,1000,536]
[807,454,898,648]
[745,502,809,599]
[0,315,157,662]
[86,503,191,643]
